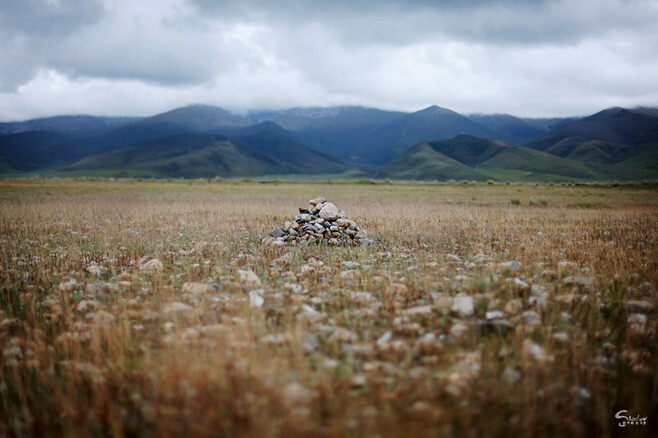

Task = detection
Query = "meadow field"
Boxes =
[1,178,656,437]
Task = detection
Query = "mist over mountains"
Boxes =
[1,104,657,181]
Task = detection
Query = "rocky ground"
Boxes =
[0,181,656,437]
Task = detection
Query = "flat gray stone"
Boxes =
[319,202,340,221]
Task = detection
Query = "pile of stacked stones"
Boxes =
[263,196,376,247]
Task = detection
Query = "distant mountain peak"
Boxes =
[584,106,628,121]
[417,105,457,115]
[254,120,281,130]
[187,103,219,109]
[139,104,249,130]
[157,104,233,116]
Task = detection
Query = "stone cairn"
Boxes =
[263,196,376,247]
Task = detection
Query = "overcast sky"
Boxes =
[1,0,657,121]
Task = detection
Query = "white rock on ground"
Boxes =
[182,282,211,294]
[452,296,474,316]
[139,259,163,273]
[162,302,193,314]
[237,269,261,287]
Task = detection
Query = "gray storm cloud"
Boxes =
[0,0,105,90]
[0,0,656,119]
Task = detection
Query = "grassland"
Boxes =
[1,179,656,437]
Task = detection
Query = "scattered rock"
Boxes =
[474,319,514,336]
[624,300,655,313]
[377,339,409,355]
[273,252,294,265]
[627,313,647,327]
[237,269,261,287]
[512,278,529,288]
[341,261,360,270]
[284,283,304,294]
[519,310,541,326]
[282,382,313,408]
[376,330,393,346]
[249,292,264,308]
[487,261,522,273]
[87,282,117,296]
[350,374,367,389]
[486,310,504,320]
[349,291,375,305]
[339,270,360,280]
[563,276,596,289]
[300,304,324,324]
[472,253,492,264]
[139,259,163,273]
[445,254,462,264]
[503,261,523,273]
[433,295,454,309]
[331,327,356,343]
[75,299,99,313]
[552,332,569,344]
[528,294,548,311]
[445,352,481,396]
[300,334,318,354]
[504,299,523,315]
[450,322,469,338]
[117,272,133,282]
[539,269,558,281]
[92,310,115,327]
[409,401,440,419]
[86,265,106,276]
[523,340,553,363]
[200,324,228,338]
[452,296,474,317]
[58,279,78,293]
[402,305,433,316]
[182,282,215,295]
[260,334,289,346]
[180,327,201,341]
[627,313,648,336]
[501,367,521,384]
[531,284,546,295]
[554,294,577,304]
[162,302,193,314]
[415,332,444,355]
[386,283,408,295]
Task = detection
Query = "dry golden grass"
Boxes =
[1,179,656,437]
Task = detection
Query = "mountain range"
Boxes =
[1,103,657,181]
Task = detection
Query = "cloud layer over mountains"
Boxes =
[1,0,657,120]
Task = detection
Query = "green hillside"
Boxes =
[55,130,348,178]
[524,108,658,152]
[0,131,77,171]
[605,142,658,180]
[0,156,18,174]
[230,123,347,173]
[545,138,633,164]
[377,135,633,182]
[374,142,489,181]
[478,145,598,179]
[468,113,547,143]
